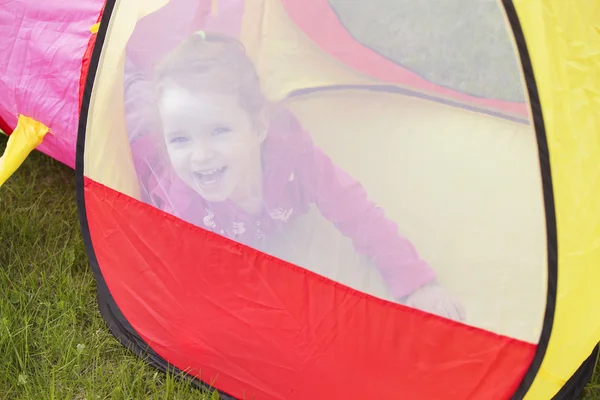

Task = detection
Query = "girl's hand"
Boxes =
[403,281,466,322]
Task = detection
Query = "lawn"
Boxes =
[0,0,598,398]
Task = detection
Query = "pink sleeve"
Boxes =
[124,57,174,211]
[306,146,437,299]
[124,57,162,142]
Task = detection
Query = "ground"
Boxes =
[0,0,597,398]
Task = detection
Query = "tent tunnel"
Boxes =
[1,0,599,399]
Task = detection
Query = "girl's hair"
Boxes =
[153,32,268,118]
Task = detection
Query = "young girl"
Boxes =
[127,31,465,322]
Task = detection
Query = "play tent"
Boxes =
[1,0,599,399]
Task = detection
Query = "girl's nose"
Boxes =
[191,144,215,165]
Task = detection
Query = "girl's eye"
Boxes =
[169,136,189,144]
[213,127,231,136]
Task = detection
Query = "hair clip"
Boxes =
[195,30,207,41]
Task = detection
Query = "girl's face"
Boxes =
[158,86,267,204]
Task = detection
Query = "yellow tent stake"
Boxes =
[90,22,100,34]
[0,115,49,187]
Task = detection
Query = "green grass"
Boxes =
[0,135,213,399]
[588,366,600,400]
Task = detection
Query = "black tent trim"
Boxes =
[502,1,559,399]
[286,84,531,125]
[553,345,599,400]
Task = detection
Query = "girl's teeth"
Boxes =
[200,168,221,175]
[194,167,226,187]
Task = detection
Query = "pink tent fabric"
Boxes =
[0,0,104,168]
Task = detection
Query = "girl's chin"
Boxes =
[191,182,233,203]
[194,189,230,203]
[193,167,227,191]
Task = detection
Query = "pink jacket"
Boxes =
[127,87,436,300]
[124,2,437,294]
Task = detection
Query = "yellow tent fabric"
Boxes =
[514,1,600,399]
[240,0,547,344]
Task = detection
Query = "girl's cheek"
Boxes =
[167,147,189,167]
[213,140,238,157]
[221,137,253,154]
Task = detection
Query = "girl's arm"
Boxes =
[124,57,171,210]
[124,57,161,142]
[302,144,437,299]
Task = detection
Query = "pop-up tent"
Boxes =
[1,1,599,399]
